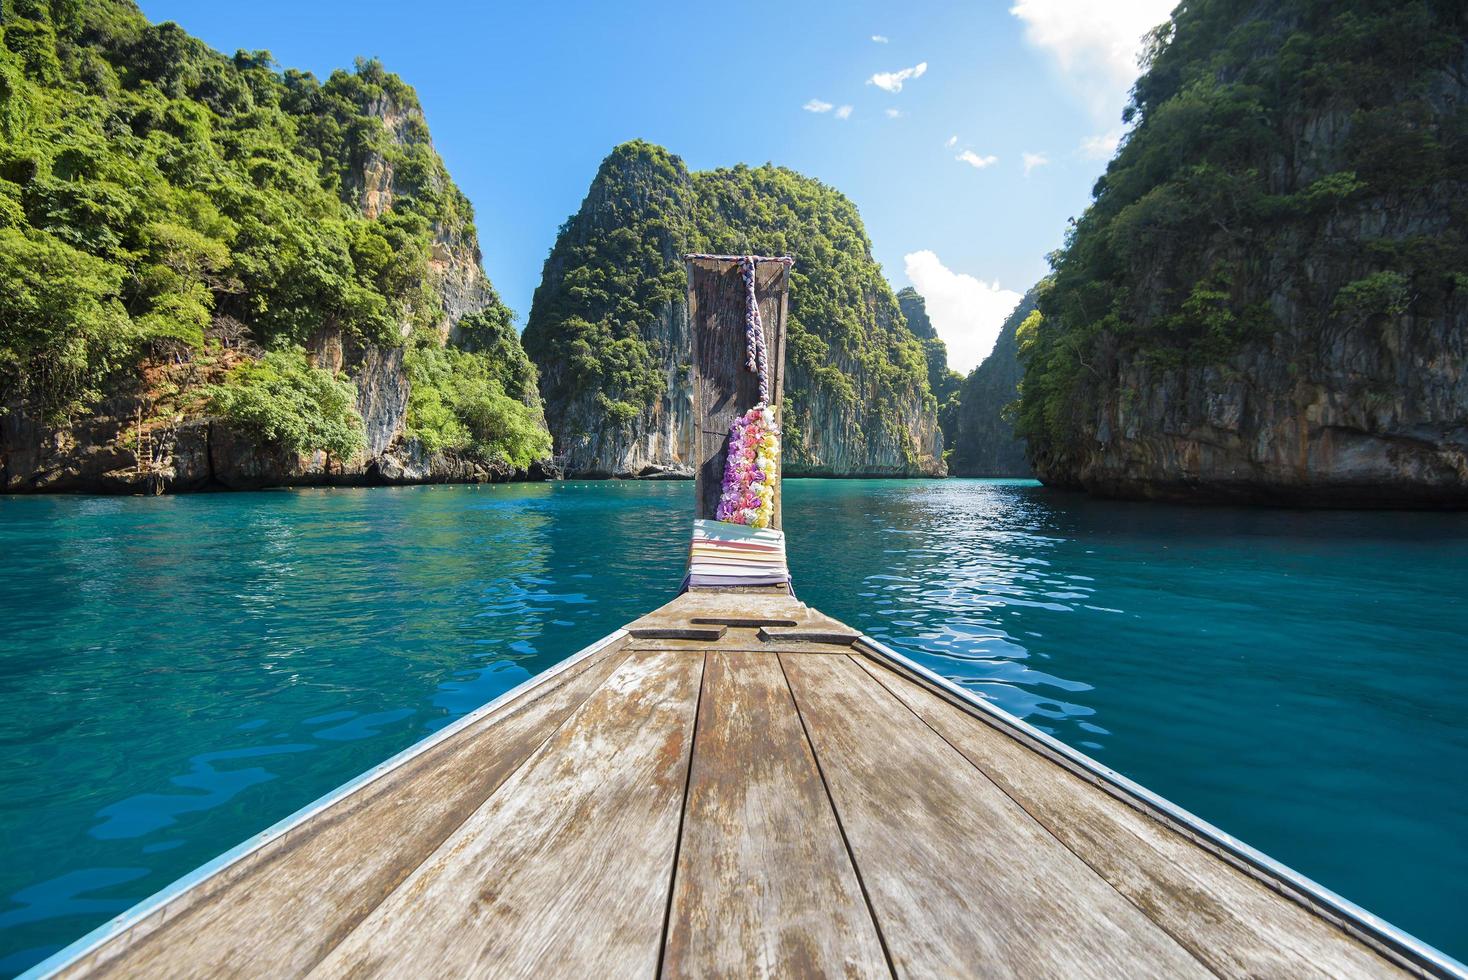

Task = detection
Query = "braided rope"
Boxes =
[687,254,793,405]
[740,256,770,403]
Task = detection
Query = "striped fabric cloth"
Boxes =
[687,518,790,588]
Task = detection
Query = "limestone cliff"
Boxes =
[523,141,944,478]
[897,287,964,455]
[0,4,546,493]
[521,142,696,477]
[1015,0,1468,506]
[950,290,1036,477]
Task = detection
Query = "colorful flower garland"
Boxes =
[715,403,779,528]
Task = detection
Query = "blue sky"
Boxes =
[137,0,1172,372]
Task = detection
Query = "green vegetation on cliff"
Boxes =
[0,0,545,471]
[524,140,939,473]
[206,348,364,461]
[403,339,552,468]
[522,141,690,431]
[897,286,962,453]
[402,303,549,468]
[1016,0,1468,477]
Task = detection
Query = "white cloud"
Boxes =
[956,150,998,169]
[1022,151,1050,175]
[867,61,928,93]
[945,134,958,148]
[1009,0,1173,121]
[885,108,903,119]
[871,34,889,43]
[803,99,834,113]
[1079,128,1122,159]
[835,104,853,120]
[905,251,1023,372]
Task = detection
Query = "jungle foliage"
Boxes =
[206,348,363,461]
[1,0,546,470]
[403,333,552,469]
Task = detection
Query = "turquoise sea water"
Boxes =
[1,479,1465,972]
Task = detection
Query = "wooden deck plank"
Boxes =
[628,638,860,654]
[629,624,728,641]
[780,653,1212,979]
[758,625,859,645]
[308,650,704,979]
[58,639,631,979]
[853,654,1407,979]
[627,592,856,654]
[628,589,811,630]
[662,653,889,979]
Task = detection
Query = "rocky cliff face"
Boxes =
[1,11,544,494]
[950,290,1035,478]
[897,287,963,455]
[287,90,525,486]
[523,141,944,478]
[546,300,693,479]
[781,308,945,478]
[523,143,697,477]
[346,92,492,341]
[1016,0,1468,507]
[1065,309,1467,506]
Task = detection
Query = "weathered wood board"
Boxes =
[853,653,1403,979]
[309,650,704,978]
[662,653,888,977]
[781,652,1212,978]
[687,256,789,529]
[625,590,857,653]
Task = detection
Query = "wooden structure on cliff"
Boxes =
[25,260,1464,980]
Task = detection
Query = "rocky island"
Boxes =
[523,141,945,479]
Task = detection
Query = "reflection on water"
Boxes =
[1,479,1466,970]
